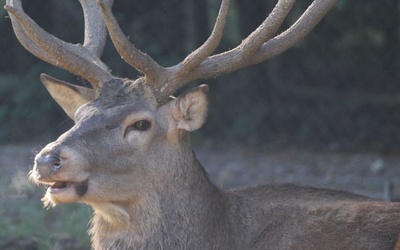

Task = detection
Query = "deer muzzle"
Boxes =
[35,154,62,173]
[32,144,91,206]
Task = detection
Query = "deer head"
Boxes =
[5,0,340,248]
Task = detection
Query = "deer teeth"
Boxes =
[51,181,68,189]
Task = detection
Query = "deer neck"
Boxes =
[89,137,231,249]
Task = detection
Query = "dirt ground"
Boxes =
[194,143,400,200]
[1,142,400,248]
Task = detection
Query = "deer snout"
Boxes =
[33,154,63,183]
[35,154,62,172]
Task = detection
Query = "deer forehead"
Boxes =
[76,79,161,120]
[74,101,158,132]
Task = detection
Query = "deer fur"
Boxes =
[29,77,400,250]
[6,0,400,249]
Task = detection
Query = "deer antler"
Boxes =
[82,0,107,57]
[4,0,113,89]
[97,0,231,102]
[97,0,164,84]
[168,0,339,96]
[187,0,339,80]
[97,0,338,103]
[178,0,230,75]
[5,0,338,102]
[164,0,296,96]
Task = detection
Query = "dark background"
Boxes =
[0,0,399,153]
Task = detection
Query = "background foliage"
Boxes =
[0,0,399,152]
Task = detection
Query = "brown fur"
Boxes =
[7,0,398,248]
[28,79,400,250]
[395,234,400,250]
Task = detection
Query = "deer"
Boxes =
[5,0,400,249]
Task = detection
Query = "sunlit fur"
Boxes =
[30,79,400,249]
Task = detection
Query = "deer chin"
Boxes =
[42,179,89,208]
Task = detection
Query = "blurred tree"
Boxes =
[1,0,399,152]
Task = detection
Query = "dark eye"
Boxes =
[131,120,151,131]
[124,120,151,137]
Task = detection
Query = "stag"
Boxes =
[5,0,400,249]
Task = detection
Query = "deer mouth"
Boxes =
[49,181,71,193]
[48,179,88,197]
[39,179,89,206]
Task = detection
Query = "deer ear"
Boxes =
[171,84,209,132]
[40,74,95,120]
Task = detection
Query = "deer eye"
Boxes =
[131,120,151,131]
[124,120,151,137]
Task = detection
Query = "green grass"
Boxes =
[0,175,91,249]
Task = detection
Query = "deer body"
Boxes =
[90,165,400,250]
[229,186,400,250]
[5,0,400,249]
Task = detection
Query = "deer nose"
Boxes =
[35,154,62,172]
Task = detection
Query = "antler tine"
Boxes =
[239,0,295,59]
[81,0,107,57]
[250,0,339,65]
[4,0,113,89]
[5,4,56,67]
[97,0,164,83]
[146,0,230,103]
[152,0,295,101]
[178,0,230,74]
[173,0,339,85]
